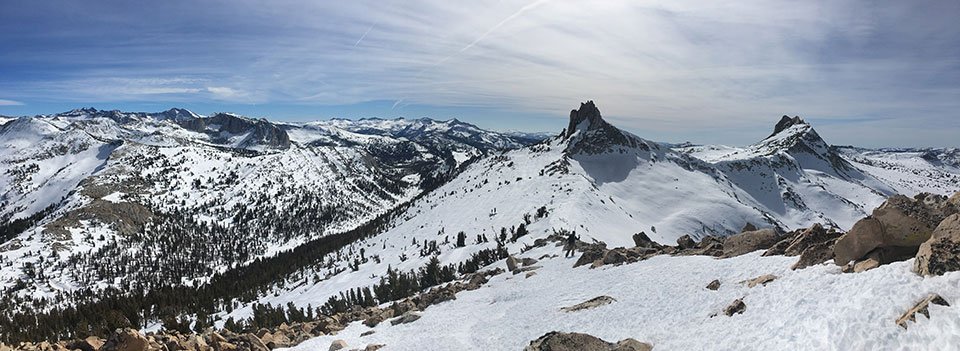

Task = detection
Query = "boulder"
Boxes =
[602,248,630,265]
[834,217,886,265]
[524,331,651,351]
[561,296,617,312]
[239,334,269,351]
[761,237,792,256]
[724,298,746,316]
[706,280,721,291]
[948,190,960,208]
[853,252,880,273]
[873,195,944,246]
[360,330,376,337]
[465,273,489,290]
[521,257,539,266]
[915,214,960,276]
[741,222,757,233]
[329,340,348,351]
[111,328,148,351]
[783,223,841,256]
[722,229,779,258]
[632,232,657,248]
[363,313,384,328]
[525,271,537,278]
[390,311,421,325]
[574,247,606,268]
[70,336,105,351]
[742,274,777,288]
[896,294,950,329]
[365,344,386,351]
[676,235,696,250]
[506,256,518,272]
[790,239,837,270]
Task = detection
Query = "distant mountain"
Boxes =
[0,108,541,305]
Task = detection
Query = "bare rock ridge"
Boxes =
[769,115,806,138]
[563,100,638,154]
[177,113,292,150]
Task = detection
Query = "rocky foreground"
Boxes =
[3,190,959,351]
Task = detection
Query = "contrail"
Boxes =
[457,0,550,54]
[354,19,380,47]
[419,0,551,73]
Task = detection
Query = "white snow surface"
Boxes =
[283,246,960,351]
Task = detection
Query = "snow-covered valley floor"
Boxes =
[283,245,960,351]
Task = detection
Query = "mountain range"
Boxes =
[0,102,958,346]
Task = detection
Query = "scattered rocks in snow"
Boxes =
[706,279,721,291]
[514,265,542,275]
[390,311,421,325]
[915,214,960,276]
[329,339,348,351]
[724,298,747,316]
[507,255,519,271]
[741,222,757,233]
[676,235,696,250]
[524,331,652,351]
[561,296,617,312]
[363,344,386,351]
[526,271,537,278]
[360,330,376,337]
[742,274,777,288]
[896,294,951,329]
[522,257,539,266]
[722,229,779,258]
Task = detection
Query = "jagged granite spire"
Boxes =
[769,115,807,138]
[563,100,640,154]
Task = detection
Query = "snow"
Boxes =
[283,246,960,351]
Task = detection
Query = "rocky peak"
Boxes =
[563,101,639,155]
[177,113,291,150]
[565,101,605,138]
[770,115,808,138]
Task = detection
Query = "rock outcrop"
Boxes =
[524,331,652,351]
[915,214,960,276]
[722,229,779,258]
[835,193,957,266]
[724,298,746,316]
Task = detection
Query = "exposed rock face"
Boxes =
[770,115,806,138]
[177,113,291,149]
[915,214,960,276]
[724,298,746,316]
[561,296,617,312]
[722,229,779,258]
[563,101,639,154]
[706,280,721,291]
[524,331,652,351]
[574,243,607,268]
[70,336,105,351]
[834,217,886,265]
[896,294,950,329]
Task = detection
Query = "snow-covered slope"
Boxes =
[0,108,542,305]
[284,248,960,351]
[835,146,960,196]
[215,102,957,331]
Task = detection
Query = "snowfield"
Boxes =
[282,245,960,351]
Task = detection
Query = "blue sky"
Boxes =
[1,0,958,147]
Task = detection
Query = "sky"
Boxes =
[1,0,958,147]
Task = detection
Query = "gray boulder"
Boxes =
[524,331,652,351]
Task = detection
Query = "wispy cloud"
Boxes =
[1,0,958,146]
[0,99,23,106]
